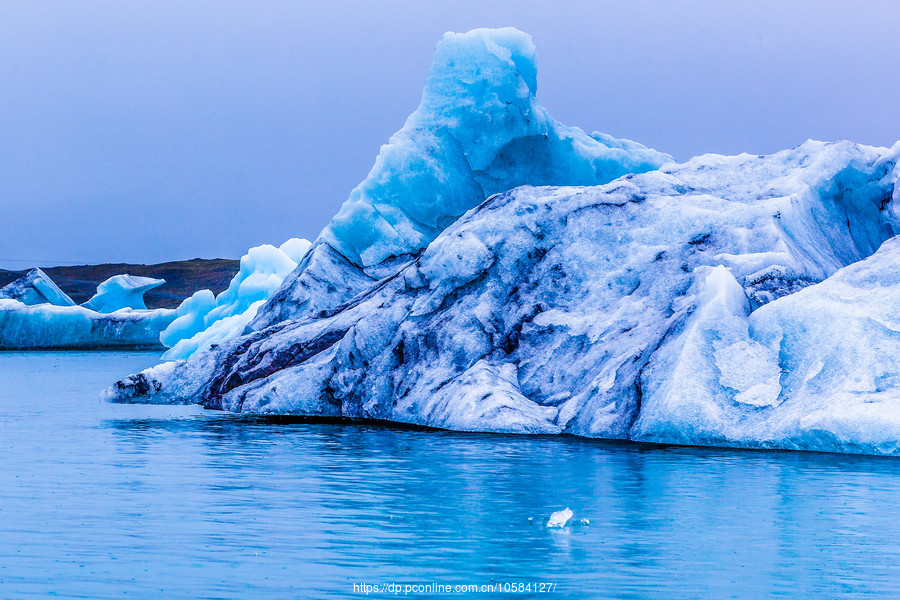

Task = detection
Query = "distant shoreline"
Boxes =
[0,259,240,309]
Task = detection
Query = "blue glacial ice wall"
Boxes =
[252,27,672,329]
[323,27,671,267]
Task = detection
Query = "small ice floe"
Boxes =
[528,508,590,528]
[546,507,573,528]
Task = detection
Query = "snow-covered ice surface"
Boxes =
[0,300,174,350]
[633,234,900,455]
[251,27,671,330]
[0,268,75,307]
[104,29,900,456]
[83,274,165,313]
[160,238,311,360]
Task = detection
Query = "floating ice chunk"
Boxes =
[83,274,165,313]
[546,508,573,528]
[160,239,310,360]
[0,268,75,307]
[0,299,174,349]
[0,271,174,349]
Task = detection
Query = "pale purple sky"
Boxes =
[1,0,898,268]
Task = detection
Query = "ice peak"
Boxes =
[84,274,165,313]
[0,268,75,307]
[425,27,537,110]
[319,27,670,269]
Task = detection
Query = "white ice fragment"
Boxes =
[546,508,573,528]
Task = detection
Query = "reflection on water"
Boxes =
[2,351,900,598]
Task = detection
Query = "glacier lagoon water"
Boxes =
[3,352,900,598]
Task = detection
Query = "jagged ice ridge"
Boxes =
[161,238,312,360]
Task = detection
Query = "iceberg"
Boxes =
[83,274,165,313]
[0,299,175,350]
[0,268,75,307]
[251,27,672,329]
[104,29,900,456]
[107,142,900,451]
[105,139,900,455]
[160,238,311,360]
[0,269,175,350]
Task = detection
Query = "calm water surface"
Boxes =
[2,351,900,599]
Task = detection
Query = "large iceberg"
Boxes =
[160,238,311,360]
[105,139,900,454]
[83,274,165,313]
[103,28,900,456]
[251,27,672,329]
[0,268,75,307]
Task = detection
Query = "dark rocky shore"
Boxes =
[0,259,239,309]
